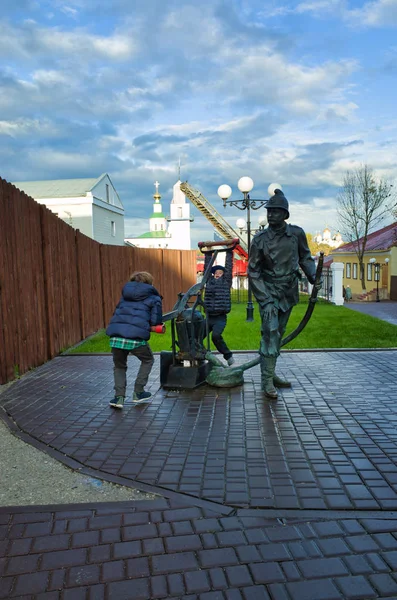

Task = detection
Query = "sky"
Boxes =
[1,0,397,248]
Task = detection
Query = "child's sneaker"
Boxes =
[132,391,152,404]
[109,395,125,409]
[227,356,235,366]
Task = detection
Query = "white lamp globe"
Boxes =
[268,182,282,196]
[385,258,390,263]
[217,184,232,200]
[369,257,376,264]
[237,176,254,194]
[236,218,246,229]
[258,215,267,227]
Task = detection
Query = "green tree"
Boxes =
[337,164,396,291]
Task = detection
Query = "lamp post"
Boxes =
[217,178,279,321]
[236,215,268,237]
[369,257,390,302]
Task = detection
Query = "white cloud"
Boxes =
[0,19,136,61]
[348,0,397,27]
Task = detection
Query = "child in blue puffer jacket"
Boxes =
[106,271,163,409]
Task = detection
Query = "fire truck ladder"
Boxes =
[180,182,248,258]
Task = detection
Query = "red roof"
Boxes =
[333,221,397,253]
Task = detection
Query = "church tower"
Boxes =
[167,180,193,250]
[150,181,167,234]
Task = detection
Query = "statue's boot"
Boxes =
[273,373,291,388]
[260,356,278,400]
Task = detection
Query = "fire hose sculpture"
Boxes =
[160,189,323,395]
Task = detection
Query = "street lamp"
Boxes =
[369,257,390,302]
[236,215,267,237]
[217,177,277,321]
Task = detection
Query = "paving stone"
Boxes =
[235,545,262,563]
[258,543,290,562]
[48,568,66,590]
[71,530,100,548]
[101,560,124,582]
[126,556,150,578]
[369,573,397,596]
[281,561,301,581]
[241,585,270,599]
[6,554,39,575]
[184,570,211,593]
[167,572,185,596]
[298,557,349,578]
[89,544,111,564]
[113,540,142,559]
[8,539,32,556]
[172,521,195,536]
[250,561,285,584]
[198,548,239,568]
[150,575,168,598]
[209,567,228,590]
[286,578,343,600]
[41,548,87,570]
[67,564,100,587]
[315,538,351,557]
[342,554,373,575]
[199,592,225,600]
[225,564,253,587]
[13,571,50,596]
[107,578,150,599]
[152,552,198,574]
[165,534,202,553]
[335,575,377,599]
[346,535,380,553]
[122,523,158,541]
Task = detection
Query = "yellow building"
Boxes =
[331,222,397,301]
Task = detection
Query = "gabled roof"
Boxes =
[13,174,106,198]
[333,221,397,253]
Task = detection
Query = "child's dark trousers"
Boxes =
[112,345,154,397]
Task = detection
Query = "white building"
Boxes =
[13,173,125,245]
[314,227,344,249]
[125,180,193,249]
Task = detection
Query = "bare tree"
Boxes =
[337,164,396,291]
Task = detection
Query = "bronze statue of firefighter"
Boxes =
[160,188,323,398]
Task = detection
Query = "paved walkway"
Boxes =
[2,352,397,599]
[344,300,397,327]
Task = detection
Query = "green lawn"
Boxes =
[67,299,397,353]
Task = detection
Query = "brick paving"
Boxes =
[2,500,397,599]
[2,350,397,598]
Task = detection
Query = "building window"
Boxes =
[106,184,110,203]
[367,263,372,281]
[155,224,157,231]
[161,224,164,230]
[346,263,351,278]
[111,221,116,237]
[353,263,358,279]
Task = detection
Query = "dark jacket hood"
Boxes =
[122,281,160,302]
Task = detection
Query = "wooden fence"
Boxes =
[0,177,196,385]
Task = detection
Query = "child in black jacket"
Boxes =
[203,247,235,366]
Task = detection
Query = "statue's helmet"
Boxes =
[266,189,289,219]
